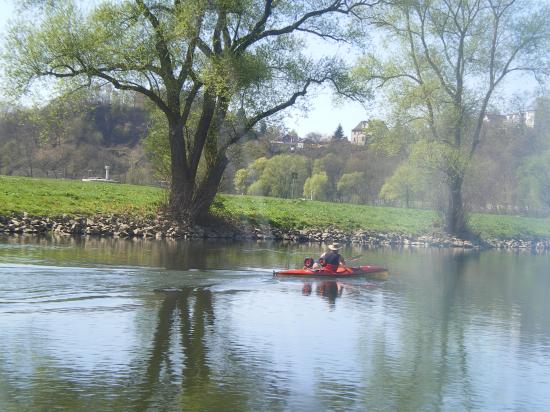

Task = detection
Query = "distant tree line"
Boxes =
[3,89,550,219]
[228,97,550,217]
[0,89,155,184]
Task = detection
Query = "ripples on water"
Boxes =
[1,237,550,411]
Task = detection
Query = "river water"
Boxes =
[1,236,550,411]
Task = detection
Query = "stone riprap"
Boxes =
[1,212,550,250]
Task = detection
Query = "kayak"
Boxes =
[274,265,388,279]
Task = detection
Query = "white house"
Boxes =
[351,121,370,145]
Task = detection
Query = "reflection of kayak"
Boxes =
[274,265,389,279]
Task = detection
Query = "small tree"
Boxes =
[313,153,346,201]
[332,124,345,140]
[337,172,367,203]
[379,161,431,208]
[516,150,550,211]
[303,172,330,200]
[233,169,250,195]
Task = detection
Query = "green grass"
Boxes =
[2,175,550,240]
[468,213,550,239]
[212,195,437,235]
[0,176,165,217]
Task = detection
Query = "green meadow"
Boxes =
[2,175,550,240]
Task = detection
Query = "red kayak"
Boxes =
[274,265,388,279]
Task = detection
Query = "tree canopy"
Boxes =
[332,123,345,140]
[4,0,373,222]
[356,0,550,235]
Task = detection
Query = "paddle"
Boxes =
[340,255,361,273]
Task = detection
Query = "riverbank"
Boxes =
[2,210,550,251]
[2,176,550,250]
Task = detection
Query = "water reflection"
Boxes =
[1,237,550,410]
[138,288,215,411]
[0,234,329,271]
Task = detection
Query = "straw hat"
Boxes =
[328,243,341,251]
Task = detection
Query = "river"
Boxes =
[1,235,550,411]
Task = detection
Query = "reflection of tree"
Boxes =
[181,288,214,385]
[3,235,346,274]
[355,251,474,410]
[136,287,261,411]
[136,288,214,410]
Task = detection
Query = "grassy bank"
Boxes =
[212,195,436,235]
[0,176,164,217]
[2,175,550,240]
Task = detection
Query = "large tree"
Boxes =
[4,0,373,222]
[357,0,550,235]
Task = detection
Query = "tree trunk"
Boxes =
[168,119,195,221]
[167,119,229,223]
[445,175,467,236]
[190,155,229,222]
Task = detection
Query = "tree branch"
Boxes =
[135,0,175,82]
[234,1,375,54]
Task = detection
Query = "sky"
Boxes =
[0,1,543,139]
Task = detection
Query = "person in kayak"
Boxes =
[315,243,346,272]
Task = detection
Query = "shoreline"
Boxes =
[2,212,550,251]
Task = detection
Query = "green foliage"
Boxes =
[246,179,269,196]
[337,172,367,203]
[143,108,171,182]
[332,124,345,140]
[237,154,310,198]
[379,162,431,205]
[409,139,469,183]
[248,157,269,180]
[516,150,550,210]
[233,168,249,194]
[312,152,346,200]
[303,172,329,200]
[255,154,310,198]
[366,121,407,157]
[3,175,550,240]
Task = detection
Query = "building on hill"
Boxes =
[351,121,370,145]
[270,133,304,151]
[269,131,332,152]
[524,110,536,128]
[484,108,537,129]
[351,120,389,145]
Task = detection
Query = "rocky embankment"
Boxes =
[1,212,550,251]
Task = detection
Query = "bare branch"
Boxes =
[234,1,376,54]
